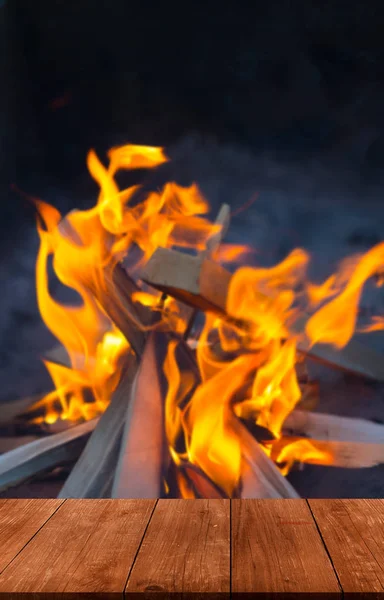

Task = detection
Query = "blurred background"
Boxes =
[1,0,384,496]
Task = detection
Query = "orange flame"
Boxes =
[359,316,384,333]
[271,438,334,474]
[163,236,384,494]
[162,250,309,494]
[34,144,220,423]
[306,243,384,349]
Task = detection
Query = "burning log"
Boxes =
[94,263,154,357]
[177,462,226,499]
[296,324,384,383]
[142,247,230,315]
[58,357,138,498]
[111,332,168,499]
[272,437,384,469]
[231,417,300,499]
[0,419,97,492]
[283,410,384,443]
[142,247,384,381]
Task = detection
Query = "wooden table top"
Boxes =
[0,499,383,598]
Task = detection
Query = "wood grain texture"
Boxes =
[1,500,384,598]
[0,499,63,574]
[0,499,155,598]
[232,499,341,598]
[126,499,230,599]
[309,499,384,596]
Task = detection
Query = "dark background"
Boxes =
[2,0,384,497]
[3,1,384,211]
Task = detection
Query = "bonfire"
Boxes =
[1,143,384,498]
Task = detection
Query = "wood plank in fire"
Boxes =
[0,499,155,597]
[283,409,384,443]
[58,356,138,498]
[272,437,384,468]
[232,416,300,499]
[0,419,98,492]
[92,262,153,357]
[111,332,168,499]
[125,499,230,598]
[141,246,230,314]
[142,246,384,381]
[231,499,341,597]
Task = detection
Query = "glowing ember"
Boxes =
[31,143,384,497]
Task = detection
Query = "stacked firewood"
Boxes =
[1,205,384,498]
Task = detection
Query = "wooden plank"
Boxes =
[232,499,341,597]
[0,499,64,574]
[96,262,154,357]
[283,410,384,442]
[142,247,230,314]
[0,419,98,492]
[309,499,384,596]
[231,417,300,498]
[43,344,71,367]
[58,358,138,498]
[126,499,230,598]
[112,333,167,499]
[298,328,384,383]
[177,462,227,499]
[0,499,155,598]
[142,247,384,381]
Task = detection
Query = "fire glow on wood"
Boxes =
[2,143,384,498]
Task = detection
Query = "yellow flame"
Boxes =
[272,438,334,474]
[35,144,219,423]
